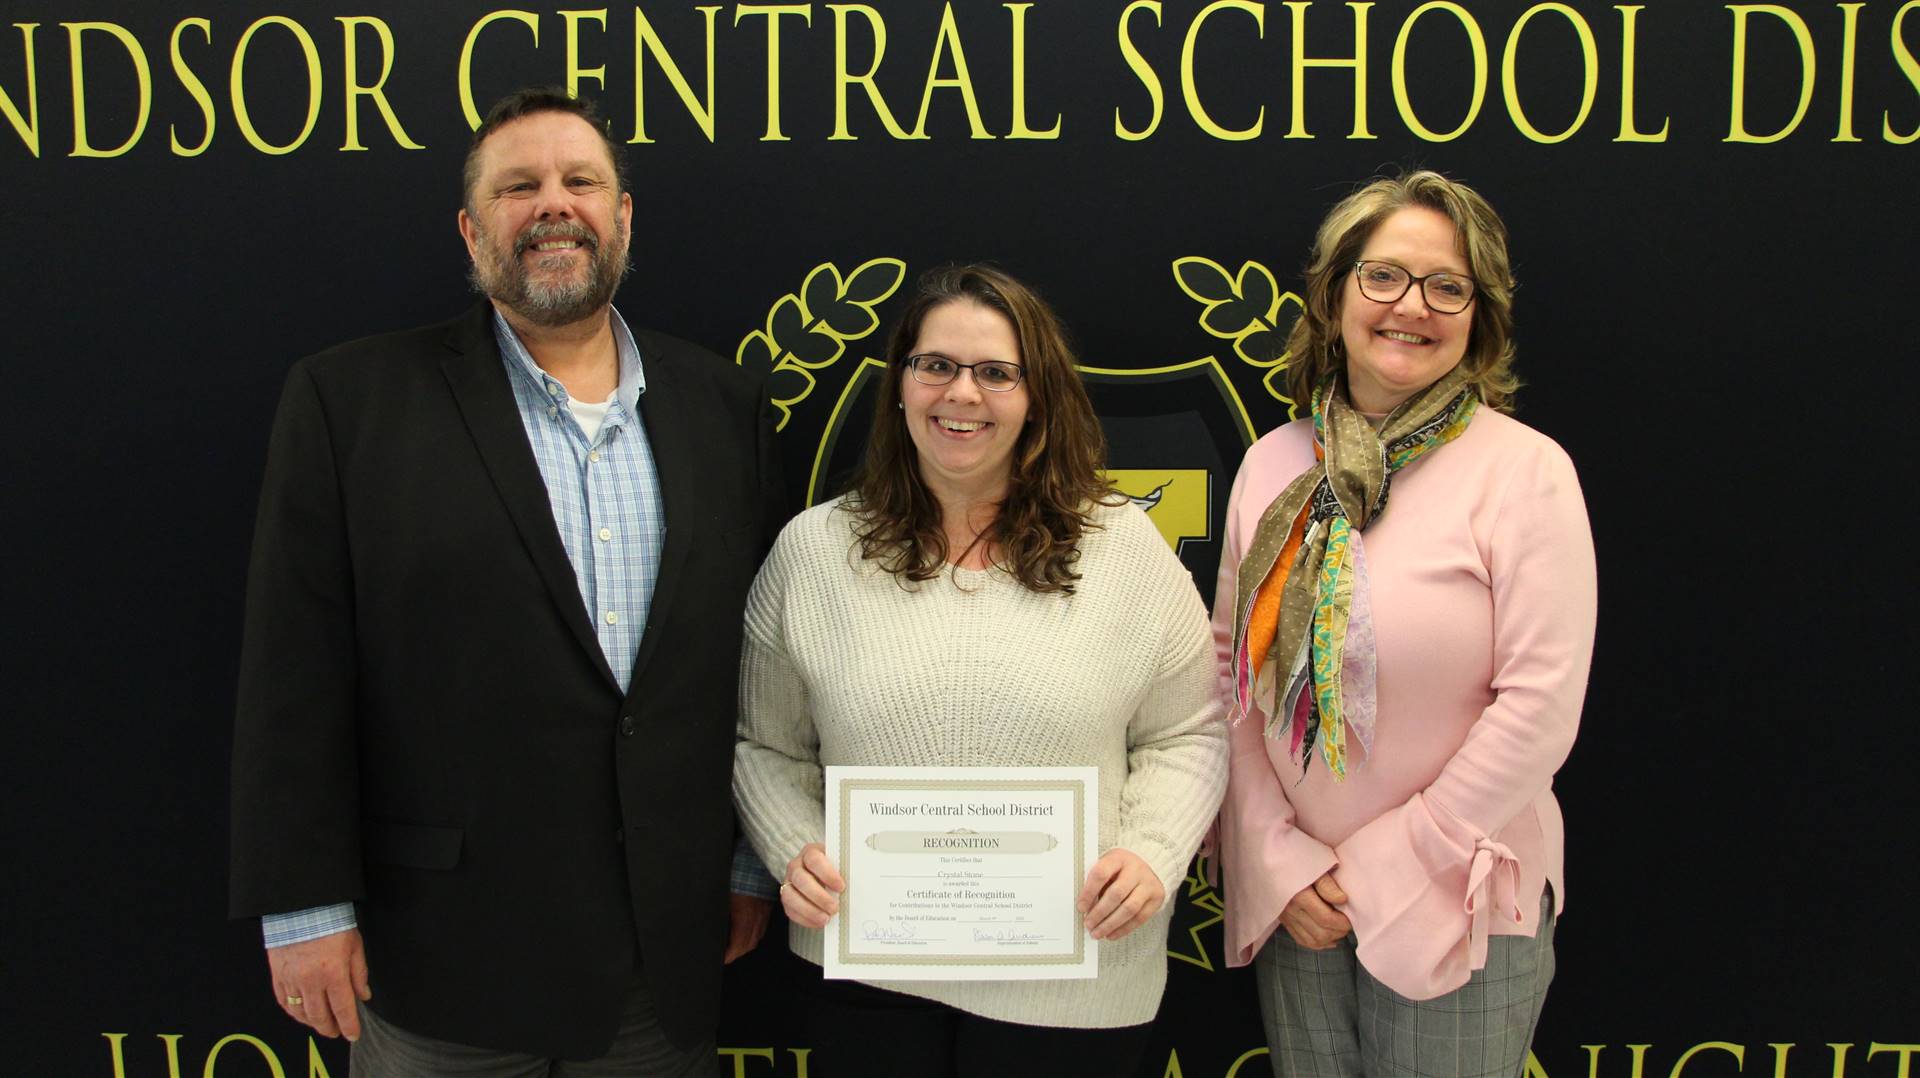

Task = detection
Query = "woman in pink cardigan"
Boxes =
[1213,171,1596,1078]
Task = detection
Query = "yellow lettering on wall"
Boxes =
[339,17,423,151]
[307,1037,334,1078]
[631,5,719,143]
[203,1034,288,1078]
[717,1046,774,1078]
[64,21,151,158]
[103,1032,128,1078]
[231,16,321,155]
[1181,0,1266,140]
[1583,1044,1655,1078]
[1726,5,1815,142]
[1391,1,1487,141]
[734,4,811,141]
[1502,3,1597,143]
[828,4,916,139]
[1615,6,1669,141]
[1115,0,1164,139]
[1888,0,1920,143]
[102,1033,184,1078]
[1833,3,1863,140]
[1,23,38,157]
[1006,3,1060,138]
[561,10,609,97]
[168,19,215,155]
[1765,1042,1857,1078]
[1285,1,1374,139]
[1870,1044,1920,1078]
[911,3,991,138]
[1670,1041,1746,1078]
[459,10,540,129]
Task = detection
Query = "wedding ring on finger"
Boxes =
[286,995,304,1006]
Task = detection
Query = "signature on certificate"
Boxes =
[972,928,1047,943]
[861,920,919,941]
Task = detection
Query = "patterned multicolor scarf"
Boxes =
[1229,366,1480,779]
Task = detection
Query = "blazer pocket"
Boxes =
[365,820,464,870]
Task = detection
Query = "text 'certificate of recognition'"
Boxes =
[823,766,1098,981]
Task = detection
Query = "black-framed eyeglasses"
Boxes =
[1351,260,1477,314]
[904,354,1026,392]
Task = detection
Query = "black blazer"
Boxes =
[230,303,782,1058]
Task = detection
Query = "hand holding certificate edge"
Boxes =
[788,838,1161,943]
[782,843,845,929]
[1077,848,1165,941]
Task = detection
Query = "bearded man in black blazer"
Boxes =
[230,88,781,1075]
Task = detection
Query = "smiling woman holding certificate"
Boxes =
[733,264,1227,1077]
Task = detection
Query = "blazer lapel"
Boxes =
[438,304,621,692]
[624,350,696,699]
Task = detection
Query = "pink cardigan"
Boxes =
[1211,407,1596,1000]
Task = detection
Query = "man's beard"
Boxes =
[468,216,630,327]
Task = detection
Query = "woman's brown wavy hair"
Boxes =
[1284,170,1521,414]
[844,264,1115,594]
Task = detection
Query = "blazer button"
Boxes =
[619,715,637,736]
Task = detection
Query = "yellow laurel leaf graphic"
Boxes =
[769,363,817,408]
[738,258,907,431]
[736,330,813,429]
[734,329,777,371]
[768,294,844,370]
[1172,257,1302,405]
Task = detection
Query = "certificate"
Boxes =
[822,766,1099,981]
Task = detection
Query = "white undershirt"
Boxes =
[566,395,614,442]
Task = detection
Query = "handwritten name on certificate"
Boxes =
[822,766,1099,981]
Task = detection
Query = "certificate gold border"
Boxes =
[835,777,1088,968]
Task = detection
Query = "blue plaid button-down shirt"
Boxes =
[495,306,664,691]
[263,306,773,949]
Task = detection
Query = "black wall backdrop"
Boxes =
[4,1,1916,1074]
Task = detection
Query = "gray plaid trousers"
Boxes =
[1254,889,1556,1078]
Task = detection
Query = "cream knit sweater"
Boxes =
[733,496,1227,1028]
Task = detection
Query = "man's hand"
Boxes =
[267,929,371,1040]
[780,843,845,930]
[1077,848,1165,941]
[1279,872,1352,950]
[725,894,773,964]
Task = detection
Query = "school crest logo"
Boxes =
[737,256,1298,596]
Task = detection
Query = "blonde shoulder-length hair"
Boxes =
[1284,170,1521,414]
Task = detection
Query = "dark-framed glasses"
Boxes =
[1352,260,1477,314]
[905,354,1026,392]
